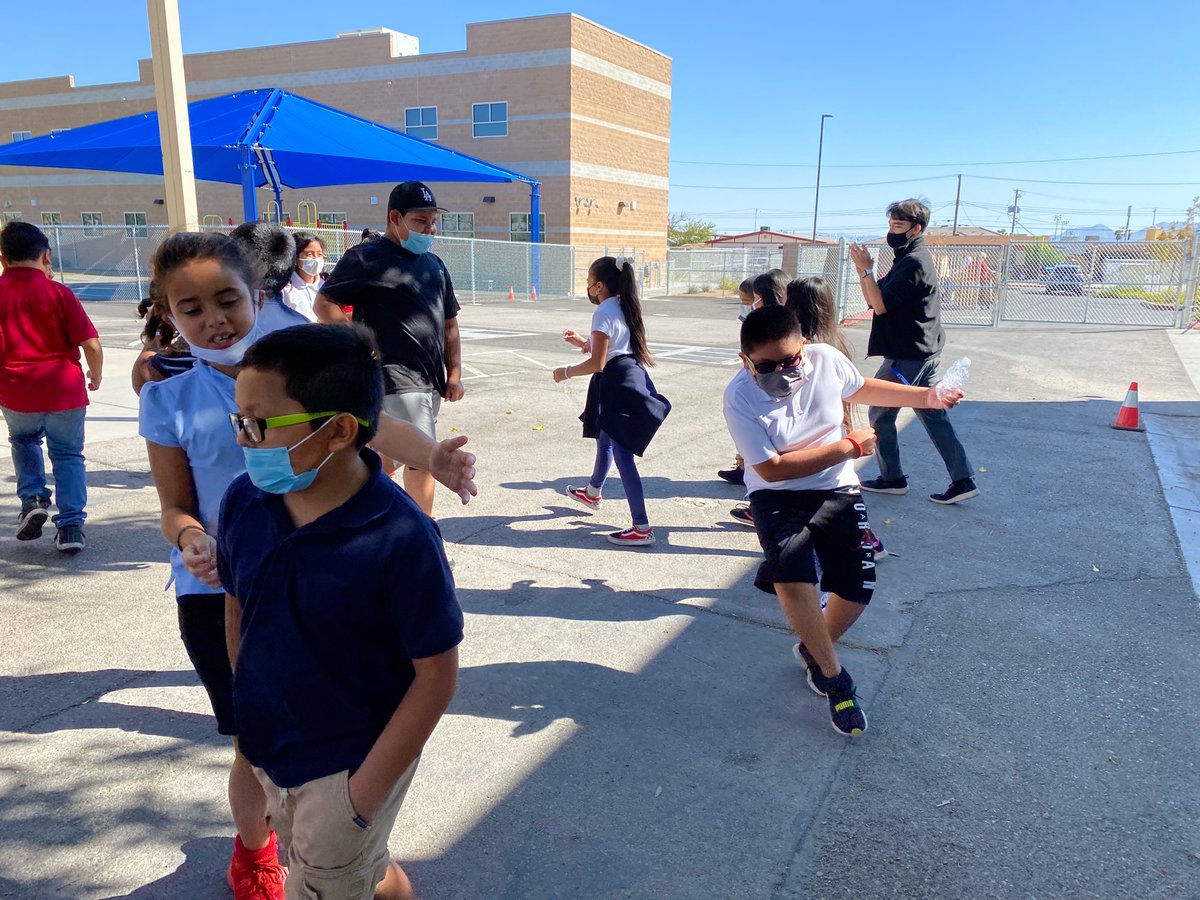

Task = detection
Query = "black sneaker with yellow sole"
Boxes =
[809,666,868,737]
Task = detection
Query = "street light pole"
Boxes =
[812,114,832,242]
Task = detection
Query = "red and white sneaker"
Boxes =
[565,484,602,510]
[607,526,655,547]
[227,833,287,900]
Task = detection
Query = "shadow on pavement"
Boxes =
[102,836,232,900]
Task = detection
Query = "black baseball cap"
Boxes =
[388,181,446,214]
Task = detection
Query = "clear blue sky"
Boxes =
[5,1,1199,237]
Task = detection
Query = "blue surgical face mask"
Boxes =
[401,231,434,255]
[241,417,336,494]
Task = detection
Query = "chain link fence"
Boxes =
[761,237,1198,329]
[44,224,577,304]
[43,224,1199,327]
[572,246,669,300]
[664,248,784,297]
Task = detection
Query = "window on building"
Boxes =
[404,107,438,141]
[82,211,103,237]
[41,212,62,227]
[472,102,508,138]
[317,212,347,227]
[11,131,31,142]
[124,212,148,238]
[440,212,475,239]
[509,212,546,243]
[2,211,23,224]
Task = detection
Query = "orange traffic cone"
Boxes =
[529,286,538,301]
[507,285,515,301]
[1111,382,1145,432]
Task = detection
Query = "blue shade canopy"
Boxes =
[0,87,537,197]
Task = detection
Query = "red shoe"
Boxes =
[607,526,655,547]
[565,484,602,510]
[227,833,287,900]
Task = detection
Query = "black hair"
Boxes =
[885,198,930,230]
[1,221,50,262]
[292,231,326,262]
[361,228,382,242]
[738,277,755,297]
[740,305,801,355]
[241,324,383,449]
[231,221,295,295]
[147,232,258,346]
[752,268,788,307]
[137,296,183,351]
[785,277,852,358]
[589,256,653,367]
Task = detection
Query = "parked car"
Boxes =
[1045,264,1085,296]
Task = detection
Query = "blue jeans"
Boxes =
[868,358,973,484]
[589,430,649,527]
[2,406,88,526]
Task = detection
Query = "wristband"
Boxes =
[561,366,570,379]
[175,524,207,551]
[845,437,863,459]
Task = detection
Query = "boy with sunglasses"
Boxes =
[722,306,962,736]
[220,324,462,899]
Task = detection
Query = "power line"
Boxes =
[669,148,1200,169]
[669,175,955,191]
[969,175,1200,187]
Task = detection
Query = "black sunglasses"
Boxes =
[750,353,803,375]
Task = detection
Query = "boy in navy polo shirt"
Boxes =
[219,324,461,900]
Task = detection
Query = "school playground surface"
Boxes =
[1,295,1198,899]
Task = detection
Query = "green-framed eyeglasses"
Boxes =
[229,411,370,445]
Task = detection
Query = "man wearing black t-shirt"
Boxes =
[849,199,977,505]
[316,181,464,516]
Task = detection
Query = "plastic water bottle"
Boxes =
[936,357,971,401]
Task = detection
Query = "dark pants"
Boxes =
[868,357,972,483]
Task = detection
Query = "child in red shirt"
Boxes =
[0,222,102,553]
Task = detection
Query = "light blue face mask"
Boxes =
[241,416,338,495]
[401,231,434,255]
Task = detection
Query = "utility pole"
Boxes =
[812,113,832,241]
[1124,204,1132,240]
[952,174,962,235]
[146,0,199,231]
[1008,189,1020,234]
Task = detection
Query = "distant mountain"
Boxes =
[1056,224,1117,242]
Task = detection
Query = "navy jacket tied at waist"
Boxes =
[579,354,671,457]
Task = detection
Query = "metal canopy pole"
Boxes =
[146,0,199,231]
[530,181,541,296]
[236,90,285,223]
[240,148,259,221]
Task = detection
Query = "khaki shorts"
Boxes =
[254,760,419,900]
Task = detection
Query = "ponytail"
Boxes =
[589,256,653,367]
[137,296,180,350]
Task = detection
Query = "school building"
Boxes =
[0,14,670,262]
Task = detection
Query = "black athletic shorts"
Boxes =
[177,592,236,735]
[748,486,876,603]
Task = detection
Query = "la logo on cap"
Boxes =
[422,188,433,202]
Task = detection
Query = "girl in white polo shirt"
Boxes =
[280,232,326,322]
[554,256,668,547]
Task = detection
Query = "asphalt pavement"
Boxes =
[1,295,1197,899]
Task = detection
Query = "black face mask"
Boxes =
[886,226,914,249]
